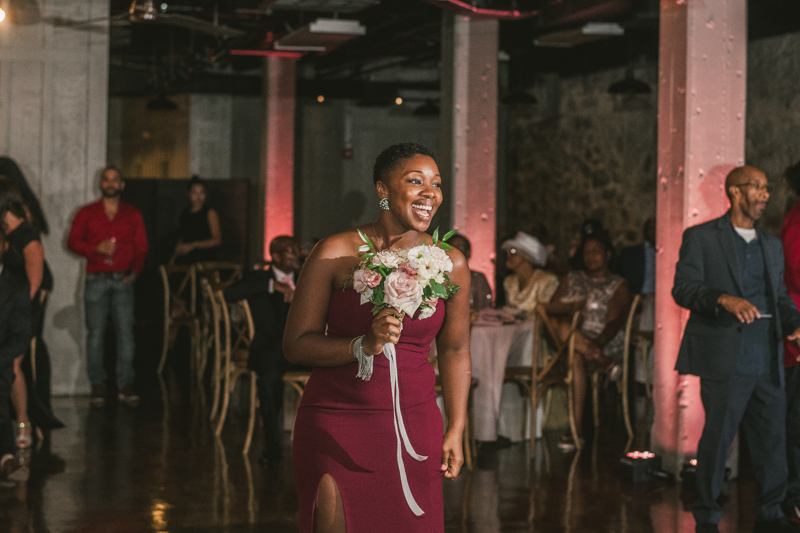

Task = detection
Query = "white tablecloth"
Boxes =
[470,320,536,442]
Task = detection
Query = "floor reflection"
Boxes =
[0,391,756,532]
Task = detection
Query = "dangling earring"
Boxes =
[379,197,390,211]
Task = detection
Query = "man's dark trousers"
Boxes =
[695,373,787,524]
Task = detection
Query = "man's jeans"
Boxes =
[84,274,135,388]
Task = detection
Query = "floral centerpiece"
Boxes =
[351,227,461,320]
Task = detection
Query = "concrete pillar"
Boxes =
[440,14,498,293]
[257,57,296,262]
[0,0,109,395]
[653,0,746,474]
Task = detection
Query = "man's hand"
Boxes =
[96,239,116,255]
[273,280,294,303]
[122,274,136,285]
[788,328,800,361]
[718,294,760,323]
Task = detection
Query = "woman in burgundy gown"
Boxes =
[284,142,472,533]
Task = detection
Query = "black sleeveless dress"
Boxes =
[176,205,219,264]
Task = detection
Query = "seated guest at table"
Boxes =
[568,218,605,271]
[223,235,302,466]
[501,231,559,319]
[0,229,31,482]
[449,233,493,311]
[172,176,222,265]
[540,230,631,451]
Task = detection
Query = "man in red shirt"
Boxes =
[68,166,148,406]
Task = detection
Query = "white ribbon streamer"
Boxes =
[383,342,427,516]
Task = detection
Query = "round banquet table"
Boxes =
[470,319,537,442]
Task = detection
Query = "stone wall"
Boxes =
[746,31,800,234]
[505,65,658,261]
[505,29,800,262]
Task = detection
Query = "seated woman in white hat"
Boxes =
[501,232,559,320]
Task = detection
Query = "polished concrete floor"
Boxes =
[0,376,763,533]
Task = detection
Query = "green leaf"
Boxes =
[357,229,375,250]
[442,229,457,242]
[372,285,385,306]
[431,282,448,299]
[449,284,461,295]
[363,253,375,258]
[432,227,439,244]
[423,286,433,299]
[440,243,453,250]
[422,238,427,246]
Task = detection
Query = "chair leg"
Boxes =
[243,372,257,455]
[567,384,582,452]
[158,320,170,374]
[215,371,232,436]
[210,345,222,420]
[520,389,529,442]
[623,352,634,440]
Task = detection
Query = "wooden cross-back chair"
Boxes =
[202,279,227,420]
[196,262,244,285]
[158,265,201,376]
[214,294,258,455]
[504,302,585,458]
[30,288,50,384]
[591,293,642,440]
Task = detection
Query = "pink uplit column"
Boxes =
[440,14,498,293]
[653,0,746,475]
[261,56,296,261]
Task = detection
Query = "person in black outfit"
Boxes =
[172,176,222,265]
[0,229,31,481]
[224,236,303,465]
[0,180,62,446]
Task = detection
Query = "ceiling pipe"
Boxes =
[423,0,540,20]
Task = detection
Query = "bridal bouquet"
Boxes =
[351,227,461,319]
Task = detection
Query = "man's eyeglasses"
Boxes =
[735,182,773,194]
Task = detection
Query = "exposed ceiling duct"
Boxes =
[275,18,367,52]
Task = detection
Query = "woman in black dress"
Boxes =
[171,176,222,265]
[0,179,62,447]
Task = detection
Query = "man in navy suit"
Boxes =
[0,229,31,481]
[224,236,302,465]
[673,166,800,533]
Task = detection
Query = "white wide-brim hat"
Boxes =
[502,231,547,268]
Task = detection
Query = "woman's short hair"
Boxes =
[0,179,28,221]
[786,161,800,197]
[372,142,437,185]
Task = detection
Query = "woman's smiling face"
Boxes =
[378,154,442,232]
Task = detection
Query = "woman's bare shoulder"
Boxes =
[307,229,365,260]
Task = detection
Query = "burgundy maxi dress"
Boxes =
[293,289,446,532]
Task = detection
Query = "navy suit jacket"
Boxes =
[672,214,800,386]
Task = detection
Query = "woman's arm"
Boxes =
[540,276,574,315]
[282,234,403,367]
[175,209,223,255]
[435,249,472,479]
[592,280,631,349]
[23,241,44,299]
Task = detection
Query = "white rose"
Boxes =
[373,250,401,268]
[428,246,453,272]
[417,262,436,281]
[419,300,438,320]
[406,245,428,269]
[383,270,424,316]
[434,272,446,285]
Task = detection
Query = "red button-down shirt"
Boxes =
[782,201,800,368]
[67,199,148,275]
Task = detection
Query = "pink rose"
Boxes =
[400,262,417,278]
[383,270,424,316]
[362,268,382,288]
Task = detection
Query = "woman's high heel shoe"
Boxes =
[15,422,32,449]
